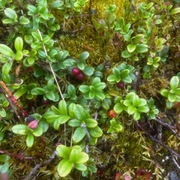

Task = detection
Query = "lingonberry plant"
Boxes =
[0,0,180,179]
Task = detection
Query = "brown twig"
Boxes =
[24,150,57,180]
[136,122,180,160]
[0,87,21,120]
[0,150,34,160]
[154,117,180,138]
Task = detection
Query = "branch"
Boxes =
[136,122,180,160]
[37,29,64,101]
[24,150,57,180]
[0,150,34,160]
[154,117,179,138]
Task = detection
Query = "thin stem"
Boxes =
[136,122,180,159]
[37,29,64,101]
[37,29,66,145]
[24,150,57,180]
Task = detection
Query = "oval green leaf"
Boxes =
[57,159,73,177]
[0,44,14,57]
[26,134,34,147]
[72,127,86,143]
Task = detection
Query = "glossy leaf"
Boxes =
[56,145,71,159]
[0,44,14,57]
[73,127,86,143]
[32,126,43,136]
[14,37,23,51]
[70,149,89,163]
[85,118,97,128]
[57,159,73,177]
[19,16,30,25]
[26,134,34,147]
[12,124,28,135]
[127,44,136,53]
[68,119,81,127]
[58,100,68,115]
[79,51,89,61]
[75,163,87,171]
[89,126,103,138]
[170,7,180,15]
[170,76,179,89]
[4,8,17,20]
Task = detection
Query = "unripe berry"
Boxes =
[117,81,125,89]
[108,110,117,118]
[28,120,38,129]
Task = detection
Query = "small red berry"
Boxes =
[108,110,117,118]
[72,67,81,75]
[75,72,85,81]
[117,81,125,89]
[28,120,38,129]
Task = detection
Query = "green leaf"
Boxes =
[135,44,148,53]
[127,44,136,53]
[56,145,71,159]
[75,163,87,171]
[95,92,105,100]
[121,50,132,58]
[53,116,70,130]
[12,124,28,135]
[79,51,89,61]
[57,159,73,177]
[168,92,176,102]
[133,112,141,121]
[170,7,180,15]
[26,134,34,147]
[70,149,89,163]
[45,91,57,101]
[127,105,137,114]
[0,108,6,118]
[166,101,173,109]
[160,89,169,97]
[114,103,124,114]
[170,76,179,89]
[2,18,15,24]
[83,66,94,76]
[32,126,43,136]
[68,103,76,118]
[107,74,119,83]
[72,127,86,143]
[85,118,97,128]
[74,105,89,120]
[15,51,23,61]
[4,8,17,20]
[68,119,81,127]
[14,37,23,51]
[79,85,89,94]
[0,44,14,57]
[31,87,46,95]
[107,119,124,133]
[58,100,68,115]
[138,99,147,107]
[138,106,149,113]
[19,16,30,25]
[89,126,103,138]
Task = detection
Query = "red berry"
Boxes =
[28,120,38,129]
[75,72,85,81]
[72,67,81,75]
[117,81,125,89]
[108,110,117,118]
